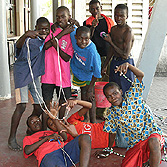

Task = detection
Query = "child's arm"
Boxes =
[24,133,64,155]
[115,62,144,83]
[89,15,99,38]
[69,18,80,27]
[49,33,71,62]
[108,133,116,148]
[59,119,79,138]
[87,75,97,102]
[101,46,114,76]
[45,104,68,141]
[16,30,40,48]
[67,99,92,117]
[94,133,116,159]
[44,23,74,51]
[104,28,134,60]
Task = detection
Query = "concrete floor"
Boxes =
[0,70,167,167]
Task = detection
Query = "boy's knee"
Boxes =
[79,134,91,145]
[148,137,160,152]
[17,103,26,114]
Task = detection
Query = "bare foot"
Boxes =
[8,138,22,151]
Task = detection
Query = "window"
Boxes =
[6,0,16,37]
[24,0,30,32]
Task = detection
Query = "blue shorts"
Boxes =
[115,128,128,148]
[40,136,80,167]
[15,77,43,104]
[109,57,135,95]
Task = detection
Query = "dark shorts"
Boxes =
[109,57,135,95]
[42,83,71,102]
[40,136,80,167]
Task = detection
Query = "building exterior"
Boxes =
[1,0,166,99]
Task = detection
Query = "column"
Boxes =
[137,0,167,100]
[30,0,40,29]
[0,1,11,99]
[53,0,59,23]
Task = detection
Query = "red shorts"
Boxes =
[121,133,164,167]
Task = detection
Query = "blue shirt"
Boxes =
[14,37,45,89]
[70,31,101,81]
[103,77,162,148]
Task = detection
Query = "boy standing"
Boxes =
[102,4,135,95]
[83,0,114,59]
[99,62,164,167]
[41,6,74,124]
[70,26,101,123]
[8,17,50,151]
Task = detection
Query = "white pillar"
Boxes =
[73,0,87,26]
[137,0,167,100]
[61,0,65,6]
[0,1,11,99]
[53,0,59,23]
[30,0,40,29]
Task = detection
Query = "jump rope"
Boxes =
[26,37,76,166]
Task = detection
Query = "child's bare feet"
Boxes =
[8,138,22,151]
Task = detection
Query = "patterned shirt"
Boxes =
[103,77,162,148]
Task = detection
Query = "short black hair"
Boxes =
[89,0,101,6]
[36,17,50,26]
[115,4,128,16]
[26,115,33,127]
[76,26,91,36]
[103,82,121,96]
[56,6,70,15]
[26,115,35,136]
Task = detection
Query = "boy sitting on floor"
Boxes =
[98,62,164,167]
[23,114,91,167]
[47,100,128,150]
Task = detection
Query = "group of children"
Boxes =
[7,0,165,167]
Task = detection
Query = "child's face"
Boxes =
[114,8,128,26]
[104,86,123,106]
[47,118,58,132]
[89,2,102,18]
[28,116,42,132]
[75,31,90,49]
[36,22,50,39]
[56,9,70,29]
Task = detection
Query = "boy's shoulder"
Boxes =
[111,24,133,36]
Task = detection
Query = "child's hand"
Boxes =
[59,118,79,138]
[101,66,108,77]
[67,99,78,109]
[50,33,57,48]
[61,23,74,36]
[69,18,80,27]
[87,90,95,102]
[115,62,129,76]
[47,133,64,142]
[51,22,59,33]
[103,34,112,44]
[25,30,39,39]
[94,149,111,159]
[45,102,60,119]
[92,15,99,28]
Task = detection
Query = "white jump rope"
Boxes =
[26,37,76,167]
